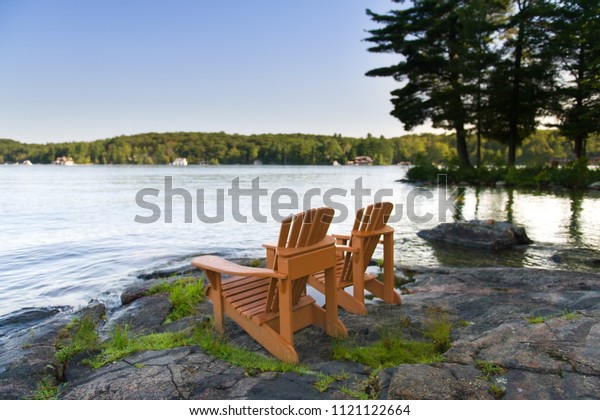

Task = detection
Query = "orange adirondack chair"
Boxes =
[307,202,401,315]
[191,207,347,364]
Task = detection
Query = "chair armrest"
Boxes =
[335,245,360,253]
[192,255,286,279]
[262,243,276,269]
[332,233,351,245]
[351,225,394,238]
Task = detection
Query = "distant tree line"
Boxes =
[366,0,600,167]
[1,130,598,166]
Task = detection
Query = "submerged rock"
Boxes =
[551,248,600,269]
[417,219,532,250]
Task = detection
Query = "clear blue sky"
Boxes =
[0,0,418,144]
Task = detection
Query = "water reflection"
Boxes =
[567,190,584,246]
[505,188,514,224]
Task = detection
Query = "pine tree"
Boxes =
[366,0,474,167]
[483,0,556,166]
[550,0,600,159]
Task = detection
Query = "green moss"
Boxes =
[333,337,443,369]
[527,315,546,324]
[55,316,99,363]
[560,309,581,321]
[148,277,205,323]
[189,325,309,374]
[313,371,350,393]
[87,326,191,369]
[248,259,263,268]
[340,385,370,400]
[424,311,452,352]
[490,383,506,399]
[32,375,60,400]
[339,371,381,400]
[528,309,581,325]
[475,360,506,380]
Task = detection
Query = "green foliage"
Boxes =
[527,315,546,324]
[475,360,507,380]
[313,371,350,393]
[110,324,130,350]
[148,277,205,323]
[490,382,506,399]
[87,328,191,369]
[332,336,443,369]
[248,259,262,268]
[4,130,597,167]
[189,325,309,375]
[423,310,453,353]
[407,158,600,189]
[560,309,581,321]
[55,316,99,363]
[527,309,581,324]
[339,370,381,400]
[32,375,61,400]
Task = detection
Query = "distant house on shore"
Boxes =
[348,156,373,166]
[53,156,74,166]
[22,160,33,165]
[172,157,188,166]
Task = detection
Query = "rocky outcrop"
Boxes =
[2,266,600,400]
[417,220,533,250]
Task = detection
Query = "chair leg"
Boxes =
[311,304,348,338]
[205,271,225,332]
[364,280,402,304]
[382,231,397,304]
[225,306,300,364]
[308,275,367,315]
[278,278,294,345]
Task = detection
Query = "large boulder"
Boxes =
[417,219,532,250]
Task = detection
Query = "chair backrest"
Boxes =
[266,207,335,312]
[340,202,393,284]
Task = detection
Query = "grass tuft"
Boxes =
[189,325,309,374]
[87,326,191,369]
[55,316,99,363]
[32,375,61,400]
[475,360,507,380]
[148,277,205,323]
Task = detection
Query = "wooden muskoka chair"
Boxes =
[191,207,347,364]
[307,202,401,315]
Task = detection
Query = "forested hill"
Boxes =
[1,131,598,166]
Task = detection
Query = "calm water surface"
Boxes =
[1,165,599,359]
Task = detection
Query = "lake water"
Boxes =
[1,164,599,358]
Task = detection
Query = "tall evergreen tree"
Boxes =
[483,0,556,166]
[460,0,508,167]
[550,0,600,159]
[365,0,475,168]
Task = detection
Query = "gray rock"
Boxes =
[551,248,600,269]
[388,364,491,400]
[5,266,600,400]
[417,219,532,250]
[101,295,171,338]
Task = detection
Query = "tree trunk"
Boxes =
[456,125,472,168]
[508,2,525,167]
[574,134,586,159]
